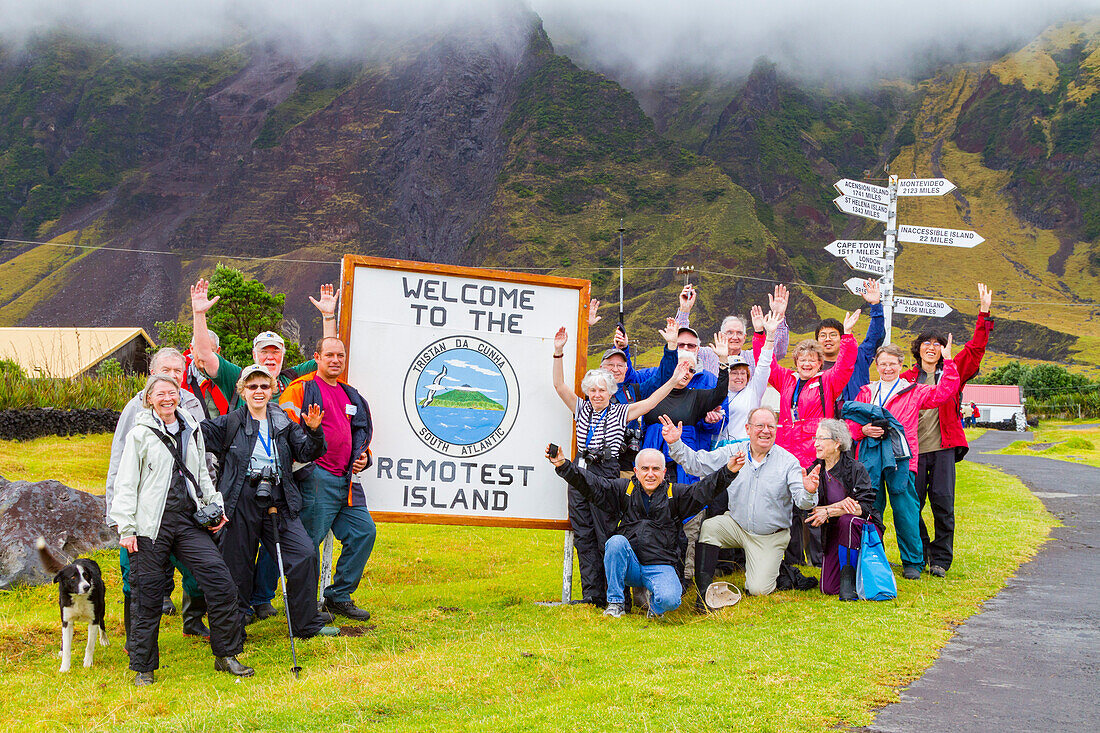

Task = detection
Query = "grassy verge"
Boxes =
[0,450,1053,731]
[989,421,1100,468]
[0,434,112,493]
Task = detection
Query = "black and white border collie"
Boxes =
[36,538,108,672]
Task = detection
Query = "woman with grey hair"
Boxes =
[112,374,251,684]
[805,418,883,600]
[551,326,692,607]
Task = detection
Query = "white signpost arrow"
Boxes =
[833,194,889,222]
[843,277,875,296]
[897,224,984,248]
[844,253,890,277]
[834,178,891,205]
[897,178,956,197]
[824,239,885,258]
[893,297,953,318]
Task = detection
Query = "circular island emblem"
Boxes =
[403,336,520,457]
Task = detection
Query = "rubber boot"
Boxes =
[123,594,132,654]
[181,591,210,637]
[839,565,858,602]
[694,542,720,613]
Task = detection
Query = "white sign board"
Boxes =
[825,239,885,258]
[340,256,587,529]
[844,253,890,276]
[897,178,956,196]
[834,179,891,205]
[833,194,889,222]
[844,277,881,296]
[893,297,953,318]
[897,224,984,248]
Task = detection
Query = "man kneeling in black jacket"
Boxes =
[548,444,744,618]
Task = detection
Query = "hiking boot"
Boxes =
[252,602,279,620]
[214,656,255,677]
[838,565,857,602]
[603,602,625,618]
[929,565,947,578]
[694,542,720,613]
[132,671,155,686]
[323,599,372,621]
[902,566,921,580]
[181,592,210,638]
[161,598,177,616]
[313,626,340,637]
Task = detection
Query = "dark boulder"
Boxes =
[0,475,116,589]
[0,408,121,441]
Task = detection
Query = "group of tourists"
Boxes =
[105,280,376,685]
[550,281,993,617]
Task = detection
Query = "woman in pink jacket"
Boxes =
[754,307,861,468]
[848,339,959,580]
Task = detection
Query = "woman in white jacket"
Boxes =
[111,374,252,686]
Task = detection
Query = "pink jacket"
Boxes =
[848,359,960,471]
[756,333,856,467]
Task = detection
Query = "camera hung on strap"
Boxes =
[248,466,280,510]
[580,444,616,465]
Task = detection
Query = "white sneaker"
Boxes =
[603,602,625,618]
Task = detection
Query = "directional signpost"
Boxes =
[829,173,978,342]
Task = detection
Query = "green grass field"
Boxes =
[0,437,1054,732]
[990,420,1100,468]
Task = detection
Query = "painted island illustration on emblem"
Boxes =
[414,348,507,445]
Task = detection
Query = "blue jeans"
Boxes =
[299,468,377,604]
[603,535,683,615]
[249,541,279,607]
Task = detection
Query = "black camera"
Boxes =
[193,501,224,529]
[625,424,644,453]
[248,466,279,509]
[580,444,616,465]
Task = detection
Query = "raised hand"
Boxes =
[588,299,602,326]
[613,326,629,349]
[768,284,789,318]
[678,284,697,314]
[710,331,730,359]
[303,403,324,430]
[309,283,341,317]
[863,279,881,305]
[943,333,954,360]
[762,310,781,338]
[750,304,765,332]
[545,443,567,466]
[659,317,679,348]
[191,279,220,314]
[658,414,683,444]
[842,309,861,334]
[978,282,992,313]
[673,358,694,383]
[801,464,821,494]
[553,327,568,354]
[726,450,746,473]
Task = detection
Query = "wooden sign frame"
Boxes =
[338,254,589,530]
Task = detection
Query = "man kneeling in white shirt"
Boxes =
[662,407,820,609]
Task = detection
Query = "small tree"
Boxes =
[206,264,304,366]
[982,361,1030,386]
[154,319,193,351]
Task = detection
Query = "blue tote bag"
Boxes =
[856,522,897,601]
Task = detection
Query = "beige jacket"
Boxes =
[110,407,223,542]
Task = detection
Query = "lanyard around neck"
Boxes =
[876,379,901,408]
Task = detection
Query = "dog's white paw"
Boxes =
[99,635,109,647]
[58,662,70,673]
[83,657,93,668]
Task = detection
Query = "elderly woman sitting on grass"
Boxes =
[804,418,883,600]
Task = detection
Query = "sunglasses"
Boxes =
[676,342,699,350]
[244,383,273,391]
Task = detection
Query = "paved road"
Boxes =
[863,429,1100,733]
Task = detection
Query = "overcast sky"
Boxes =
[3,1,1100,83]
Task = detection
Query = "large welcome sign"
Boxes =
[339,255,589,529]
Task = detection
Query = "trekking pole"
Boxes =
[267,506,303,679]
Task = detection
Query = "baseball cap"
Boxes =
[677,326,700,339]
[704,581,742,609]
[253,331,285,351]
[240,364,273,383]
[728,354,750,369]
[601,348,628,362]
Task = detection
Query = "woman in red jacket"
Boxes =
[902,283,993,577]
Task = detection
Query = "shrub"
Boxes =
[0,371,142,411]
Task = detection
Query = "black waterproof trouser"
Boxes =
[129,510,244,673]
[219,480,324,638]
[785,507,823,567]
[916,448,956,570]
[568,459,620,605]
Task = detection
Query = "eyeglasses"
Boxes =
[813,435,835,443]
[748,423,776,431]
[921,340,942,347]
[244,383,272,391]
[676,342,699,350]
